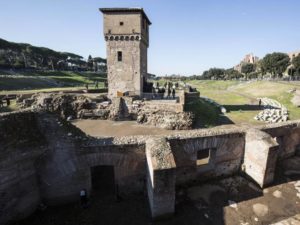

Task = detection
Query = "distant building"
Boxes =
[286,51,300,76]
[234,53,259,72]
[288,51,300,60]
[100,8,151,98]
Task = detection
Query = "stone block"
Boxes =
[243,129,279,187]
[146,137,176,220]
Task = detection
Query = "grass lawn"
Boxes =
[0,71,107,91]
[0,86,106,96]
[189,80,300,125]
[185,98,220,128]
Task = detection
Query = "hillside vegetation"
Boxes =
[0,38,106,71]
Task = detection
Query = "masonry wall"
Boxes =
[0,112,44,224]
[261,122,300,159]
[168,131,245,185]
[1,111,300,224]
[106,40,142,97]
[0,112,147,224]
[103,12,142,35]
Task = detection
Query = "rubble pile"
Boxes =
[17,94,194,130]
[108,97,131,121]
[23,93,110,119]
[291,90,300,107]
[137,110,194,130]
[254,98,288,123]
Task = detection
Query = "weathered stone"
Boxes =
[137,110,194,130]
[252,203,269,217]
[272,190,282,198]
[243,129,279,187]
[146,137,176,219]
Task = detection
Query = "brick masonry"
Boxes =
[1,111,300,223]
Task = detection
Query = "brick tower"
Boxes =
[100,8,151,98]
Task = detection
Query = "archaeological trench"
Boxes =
[1,92,300,224]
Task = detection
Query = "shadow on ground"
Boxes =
[223,104,262,112]
[12,156,300,225]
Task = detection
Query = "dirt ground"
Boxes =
[12,156,300,225]
[72,119,179,137]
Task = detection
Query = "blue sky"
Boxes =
[0,0,299,75]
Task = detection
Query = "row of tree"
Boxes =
[0,38,107,72]
[198,52,300,80]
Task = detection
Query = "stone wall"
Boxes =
[0,111,45,223]
[260,121,300,159]
[106,40,143,98]
[168,131,245,185]
[1,111,300,223]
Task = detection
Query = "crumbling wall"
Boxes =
[261,122,300,159]
[168,130,245,185]
[0,111,45,224]
[82,142,146,194]
[243,129,279,187]
[146,137,176,219]
[1,110,300,223]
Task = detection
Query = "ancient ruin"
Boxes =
[1,7,300,225]
[1,110,300,224]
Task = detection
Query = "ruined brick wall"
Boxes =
[168,131,245,185]
[0,111,45,224]
[0,112,147,224]
[1,110,300,223]
[260,122,300,159]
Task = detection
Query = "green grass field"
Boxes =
[189,80,300,125]
[0,71,107,92]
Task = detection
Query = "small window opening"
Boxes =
[120,22,124,26]
[117,51,122,62]
[197,148,210,166]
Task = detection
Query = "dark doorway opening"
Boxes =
[91,165,115,195]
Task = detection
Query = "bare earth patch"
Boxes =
[72,119,178,137]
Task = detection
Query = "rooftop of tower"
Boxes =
[99,7,151,25]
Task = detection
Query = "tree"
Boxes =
[261,52,290,78]
[202,68,225,80]
[87,55,93,71]
[241,63,255,80]
[225,68,243,80]
[292,54,300,76]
